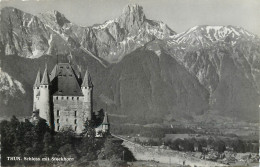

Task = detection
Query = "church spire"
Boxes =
[41,64,50,85]
[82,69,93,87]
[34,70,41,88]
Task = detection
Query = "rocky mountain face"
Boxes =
[0,7,74,58]
[0,5,259,123]
[0,66,26,113]
[0,5,175,63]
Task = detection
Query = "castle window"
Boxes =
[77,97,79,100]
[45,85,47,88]
[72,97,74,100]
[61,97,64,100]
[63,74,66,77]
[67,97,69,100]
[74,111,77,117]
[37,87,39,89]
[56,97,58,100]
[57,126,60,130]
[67,66,69,69]
[66,118,68,122]
[57,110,59,116]
[75,126,77,131]
[74,119,77,124]
[60,66,63,69]
[57,119,59,124]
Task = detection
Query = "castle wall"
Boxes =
[53,95,91,133]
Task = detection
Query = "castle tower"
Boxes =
[33,70,41,111]
[81,69,93,121]
[38,65,51,126]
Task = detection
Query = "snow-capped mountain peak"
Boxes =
[169,25,257,47]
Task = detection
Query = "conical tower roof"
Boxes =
[34,70,41,88]
[41,65,50,85]
[77,65,82,81]
[49,64,58,81]
[102,112,109,125]
[82,69,93,87]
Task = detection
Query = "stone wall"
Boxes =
[53,95,88,133]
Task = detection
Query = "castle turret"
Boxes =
[95,112,110,137]
[38,65,51,126]
[33,70,41,110]
[81,69,93,121]
[102,112,109,133]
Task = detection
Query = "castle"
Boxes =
[31,62,109,136]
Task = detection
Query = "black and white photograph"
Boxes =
[0,0,259,166]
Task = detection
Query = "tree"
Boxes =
[77,120,99,159]
[232,139,245,153]
[170,138,183,151]
[198,143,203,152]
[43,131,55,156]
[32,119,49,142]
[1,120,16,166]
[183,139,194,152]
[81,120,96,143]
[100,138,124,160]
[214,140,226,153]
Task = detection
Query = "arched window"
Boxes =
[74,119,77,124]
[74,111,77,117]
[75,126,77,131]
[57,110,60,116]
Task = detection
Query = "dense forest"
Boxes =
[0,116,134,166]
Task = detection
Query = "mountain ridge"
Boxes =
[0,4,259,123]
[1,5,259,62]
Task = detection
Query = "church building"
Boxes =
[31,62,109,136]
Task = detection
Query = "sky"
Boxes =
[0,0,260,36]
